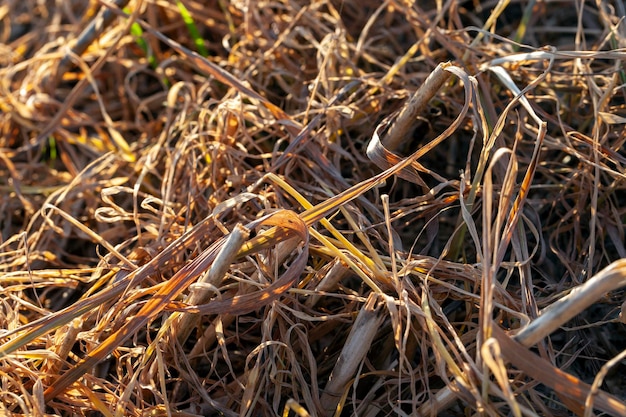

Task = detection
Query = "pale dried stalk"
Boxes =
[320,293,385,415]
[366,63,472,186]
[420,259,626,415]
[174,223,250,345]
[380,62,452,152]
[305,260,350,308]
[514,258,626,347]
[585,347,626,417]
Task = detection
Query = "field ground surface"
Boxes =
[1,1,626,416]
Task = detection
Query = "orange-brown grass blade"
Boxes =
[421,259,626,415]
[43,210,309,402]
[492,325,626,416]
[0,216,218,358]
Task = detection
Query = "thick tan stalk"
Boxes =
[320,293,385,414]
[382,62,452,152]
[175,224,250,345]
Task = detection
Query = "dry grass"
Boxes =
[1,0,626,416]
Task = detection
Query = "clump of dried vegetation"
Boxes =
[1,0,626,416]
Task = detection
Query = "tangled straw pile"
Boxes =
[1,1,626,415]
